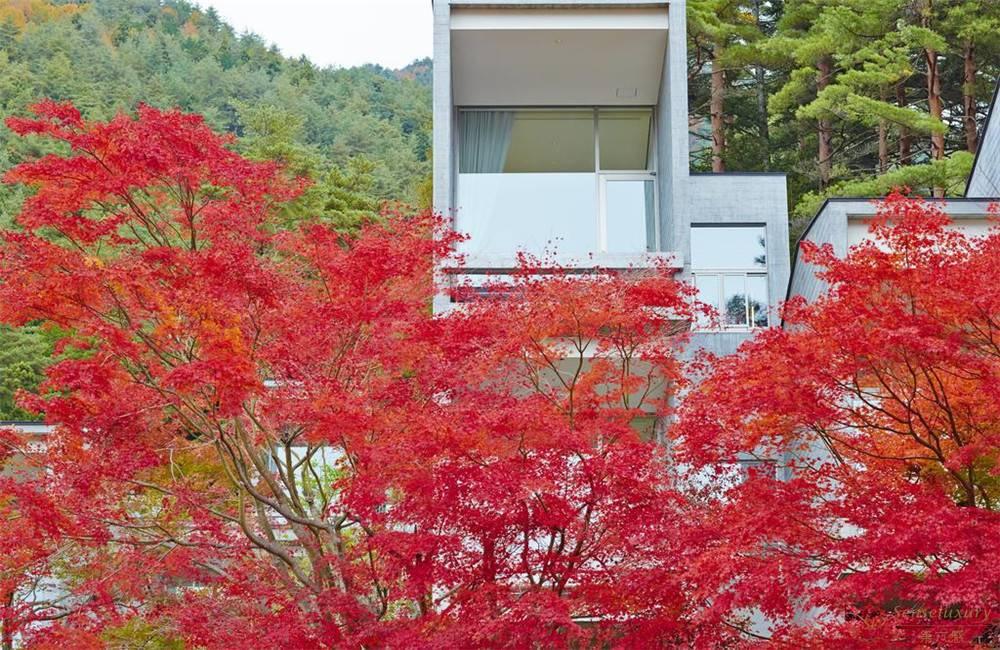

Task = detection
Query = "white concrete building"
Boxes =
[431,0,790,356]
[786,198,997,308]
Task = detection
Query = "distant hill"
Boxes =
[0,0,434,420]
[0,0,433,225]
[396,57,432,87]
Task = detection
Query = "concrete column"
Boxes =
[432,1,453,219]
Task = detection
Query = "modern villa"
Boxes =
[430,0,790,357]
[432,0,1000,360]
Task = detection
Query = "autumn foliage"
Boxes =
[0,102,707,648]
[1,104,998,648]
[678,193,1000,646]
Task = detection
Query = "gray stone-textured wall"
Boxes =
[672,173,790,357]
[431,0,792,342]
[680,174,790,308]
[786,200,850,309]
[432,1,453,219]
[968,129,1000,198]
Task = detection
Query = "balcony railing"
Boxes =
[455,172,656,260]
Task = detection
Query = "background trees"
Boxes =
[3,0,996,248]
[686,0,1000,240]
[3,0,1000,420]
[1,103,998,648]
[0,0,431,231]
[0,0,432,420]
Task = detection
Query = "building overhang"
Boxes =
[450,6,668,106]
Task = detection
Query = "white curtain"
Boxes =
[460,111,514,173]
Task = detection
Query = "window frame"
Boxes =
[456,107,659,254]
[690,223,770,330]
[457,106,656,174]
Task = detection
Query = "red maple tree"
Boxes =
[6,104,997,649]
[678,193,1000,646]
[0,102,723,648]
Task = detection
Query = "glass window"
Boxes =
[694,274,720,327]
[459,109,596,174]
[599,109,652,170]
[456,107,659,259]
[460,108,656,174]
[691,225,767,270]
[693,273,769,329]
[456,173,598,256]
[747,274,769,328]
[723,275,748,327]
[459,110,515,173]
[604,179,656,253]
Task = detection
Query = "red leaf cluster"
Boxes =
[678,192,1000,645]
[2,104,998,648]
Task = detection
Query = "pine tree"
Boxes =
[688,1,763,172]
[937,0,1000,154]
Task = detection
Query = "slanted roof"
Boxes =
[784,197,998,327]
[966,79,1000,198]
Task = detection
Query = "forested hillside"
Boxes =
[0,0,432,420]
[688,0,1000,239]
[0,0,432,230]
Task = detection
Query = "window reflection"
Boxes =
[694,274,720,327]
[723,275,748,326]
[691,225,769,329]
[693,273,768,329]
[456,108,657,258]
[747,275,768,328]
[605,179,656,252]
[459,109,596,174]
[459,108,654,174]
[690,225,766,270]
[599,109,652,170]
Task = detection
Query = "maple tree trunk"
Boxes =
[1,590,11,650]
[964,43,978,154]
[817,56,833,189]
[710,47,726,173]
[898,82,912,165]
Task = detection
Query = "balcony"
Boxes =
[453,108,672,270]
[457,172,656,261]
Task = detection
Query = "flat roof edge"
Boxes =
[689,171,787,177]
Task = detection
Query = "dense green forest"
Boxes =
[0,0,433,230]
[1,0,998,419]
[0,0,432,419]
[688,0,1000,237]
